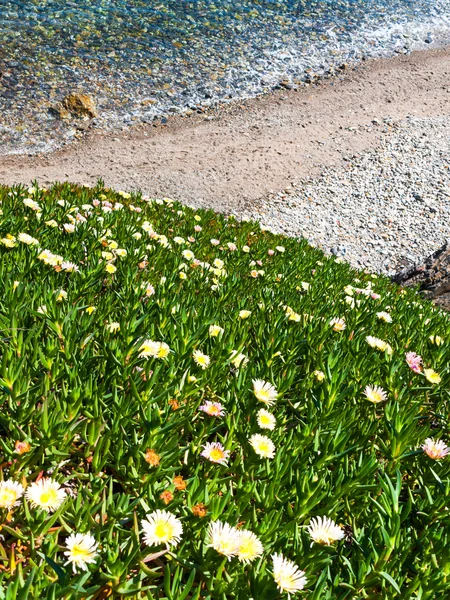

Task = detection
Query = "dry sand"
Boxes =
[1,47,450,212]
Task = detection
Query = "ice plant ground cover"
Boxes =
[0,183,449,599]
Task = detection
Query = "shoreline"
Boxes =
[1,46,450,215]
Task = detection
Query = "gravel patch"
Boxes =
[242,115,450,275]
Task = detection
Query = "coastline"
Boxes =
[1,46,449,215]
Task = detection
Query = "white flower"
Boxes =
[182,249,195,261]
[239,310,252,319]
[272,553,307,595]
[141,510,183,548]
[422,438,450,460]
[63,223,76,233]
[64,533,99,572]
[236,530,264,564]
[138,340,170,359]
[106,322,120,333]
[207,521,240,559]
[209,324,224,337]
[249,434,275,459]
[25,478,66,512]
[377,311,392,323]
[193,350,210,369]
[252,379,278,406]
[230,351,249,369]
[18,233,39,246]
[364,385,387,404]
[307,516,344,546]
[257,409,276,430]
[0,480,24,508]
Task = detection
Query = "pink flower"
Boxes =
[371,293,381,300]
[406,352,422,373]
[210,239,220,246]
[194,225,202,233]
[92,199,100,207]
[199,401,226,417]
[268,249,275,256]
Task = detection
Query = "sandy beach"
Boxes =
[1,46,449,212]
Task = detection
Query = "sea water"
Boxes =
[1,0,450,154]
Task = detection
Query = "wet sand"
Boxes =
[1,47,449,213]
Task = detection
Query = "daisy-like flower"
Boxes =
[106,321,120,333]
[252,379,278,406]
[213,258,224,269]
[230,351,249,369]
[307,516,345,546]
[236,530,264,564]
[276,246,285,253]
[18,233,39,246]
[272,553,307,595]
[313,370,325,382]
[429,335,444,345]
[257,408,276,430]
[23,198,40,211]
[207,521,240,559]
[405,352,423,373]
[139,340,170,359]
[239,310,252,319]
[366,336,392,355]
[201,442,230,465]
[249,434,275,459]
[242,245,250,253]
[182,249,195,261]
[56,289,67,302]
[25,478,66,512]
[105,263,116,274]
[330,317,346,332]
[209,324,224,337]
[377,311,392,323]
[210,238,220,246]
[199,401,225,417]
[1,235,16,248]
[364,385,387,404]
[0,480,24,509]
[422,438,449,460]
[61,261,79,273]
[64,533,99,572]
[424,368,441,384]
[141,510,183,548]
[192,350,210,369]
[63,223,75,234]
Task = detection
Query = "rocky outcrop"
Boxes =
[50,93,97,119]
[391,242,450,310]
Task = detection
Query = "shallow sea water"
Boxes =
[1,0,450,154]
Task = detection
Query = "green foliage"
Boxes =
[0,182,449,599]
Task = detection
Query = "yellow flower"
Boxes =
[364,385,387,404]
[25,478,66,512]
[109,240,118,250]
[424,369,441,384]
[236,530,264,564]
[429,335,444,346]
[193,350,210,369]
[85,306,96,315]
[141,510,183,548]
[13,281,20,290]
[209,324,224,337]
[249,434,275,459]
[239,310,251,319]
[105,263,117,274]
[115,248,127,257]
[257,408,276,430]
[252,379,278,406]
[1,235,16,248]
[139,340,171,359]
[313,370,325,382]
[179,272,187,280]
[0,480,24,508]
[64,533,99,573]
[56,289,68,302]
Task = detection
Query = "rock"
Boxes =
[50,93,97,119]
[392,242,450,309]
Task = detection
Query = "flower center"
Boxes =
[154,522,174,541]
[209,448,225,461]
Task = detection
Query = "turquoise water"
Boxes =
[1,0,450,153]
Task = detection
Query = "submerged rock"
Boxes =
[50,93,97,119]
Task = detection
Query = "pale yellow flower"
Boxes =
[0,480,24,508]
[364,385,387,404]
[236,530,264,564]
[313,370,325,382]
[209,324,224,337]
[239,310,252,319]
[429,335,444,346]
[18,233,39,245]
[330,317,346,332]
[257,408,276,430]
[230,351,249,369]
[56,289,67,302]
[249,434,275,459]
[25,478,66,512]
[424,369,441,384]
[307,516,344,545]
[115,248,127,257]
[252,379,278,406]
[207,521,240,559]
[106,322,120,333]
[141,510,183,548]
[105,263,117,274]
[64,533,99,572]
[193,350,210,369]
[139,340,170,359]
[272,553,307,595]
